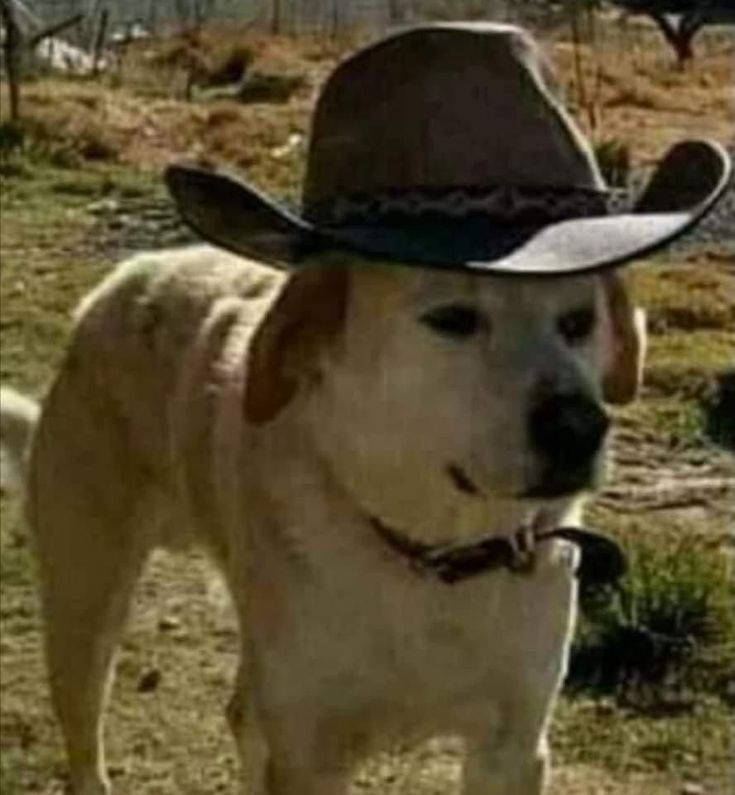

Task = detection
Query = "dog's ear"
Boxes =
[244,265,350,424]
[601,271,647,405]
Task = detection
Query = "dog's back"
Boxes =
[21,245,282,795]
[30,243,282,543]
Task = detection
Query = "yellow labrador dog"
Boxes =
[21,243,643,795]
[9,22,729,795]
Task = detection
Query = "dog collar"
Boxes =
[370,517,626,588]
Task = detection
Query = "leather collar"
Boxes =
[370,517,626,588]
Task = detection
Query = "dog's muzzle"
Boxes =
[527,393,610,496]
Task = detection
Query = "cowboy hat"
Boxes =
[165,23,731,276]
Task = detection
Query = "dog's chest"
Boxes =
[371,568,572,699]
[258,548,576,739]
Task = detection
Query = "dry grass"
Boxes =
[2,20,731,188]
[552,24,733,166]
[632,256,735,335]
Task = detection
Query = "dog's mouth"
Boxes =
[446,463,480,496]
[446,461,597,502]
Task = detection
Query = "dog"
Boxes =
[5,239,645,794]
[6,20,728,795]
[0,386,40,493]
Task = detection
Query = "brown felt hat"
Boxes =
[165,23,731,275]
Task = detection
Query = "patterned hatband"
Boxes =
[305,185,613,226]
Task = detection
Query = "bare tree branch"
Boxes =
[28,12,85,48]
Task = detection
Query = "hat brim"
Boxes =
[165,140,731,276]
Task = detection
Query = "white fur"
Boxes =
[16,244,644,794]
[0,387,40,492]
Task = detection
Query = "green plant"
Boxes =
[595,137,631,188]
[569,535,734,705]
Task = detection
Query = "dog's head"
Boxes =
[245,258,645,540]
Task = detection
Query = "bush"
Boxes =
[0,121,26,155]
[203,44,254,87]
[568,534,734,707]
[703,369,735,451]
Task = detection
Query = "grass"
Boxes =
[1,17,734,795]
[570,531,734,701]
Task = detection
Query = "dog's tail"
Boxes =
[0,387,40,494]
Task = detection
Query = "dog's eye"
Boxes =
[420,304,485,339]
[558,307,596,344]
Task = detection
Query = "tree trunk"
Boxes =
[271,0,282,34]
[650,12,702,65]
[0,0,23,121]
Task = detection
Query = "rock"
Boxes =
[87,198,120,216]
[157,615,182,632]
[136,668,161,693]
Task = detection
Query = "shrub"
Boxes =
[703,369,735,451]
[204,44,254,87]
[568,534,734,707]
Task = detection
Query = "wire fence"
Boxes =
[16,0,566,39]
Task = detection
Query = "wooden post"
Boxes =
[147,0,158,36]
[85,0,103,50]
[0,0,23,121]
[91,7,109,76]
[389,0,406,25]
[271,0,282,34]
[174,0,189,32]
[568,1,588,126]
[330,0,340,38]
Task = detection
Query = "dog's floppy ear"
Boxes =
[245,265,350,424]
[601,271,647,405]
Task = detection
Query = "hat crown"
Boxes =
[303,23,606,221]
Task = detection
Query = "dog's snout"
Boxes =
[529,393,610,466]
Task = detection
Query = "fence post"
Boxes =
[389,0,406,25]
[0,0,23,121]
[92,7,109,76]
[271,0,282,34]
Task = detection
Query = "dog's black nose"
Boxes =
[529,393,610,469]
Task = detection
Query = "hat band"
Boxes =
[305,186,611,226]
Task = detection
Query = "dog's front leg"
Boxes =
[460,676,565,795]
[264,761,350,795]
[259,712,352,795]
[227,658,268,794]
[462,537,578,794]
[462,742,549,795]
[462,729,550,795]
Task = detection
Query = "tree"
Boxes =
[0,0,84,121]
[0,0,22,120]
[612,0,735,65]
